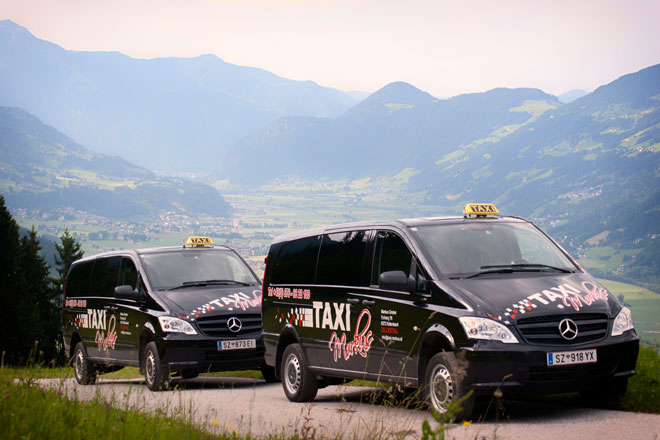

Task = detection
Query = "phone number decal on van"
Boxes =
[268,287,311,300]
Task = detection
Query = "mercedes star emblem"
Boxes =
[558,318,578,340]
[227,317,242,333]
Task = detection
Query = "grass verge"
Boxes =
[618,343,660,413]
[0,371,238,440]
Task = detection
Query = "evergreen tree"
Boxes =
[54,229,84,291]
[0,195,23,364]
[18,227,54,363]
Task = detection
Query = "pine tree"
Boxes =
[18,227,52,362]
[54,229,84,291]
[0,195,22,364]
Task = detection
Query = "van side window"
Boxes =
[316,231,369,286]
[271,236,321,284]
[90,256,121,297]
[66,260,93,297]
[119,257,138,288]
[372,231,412,286]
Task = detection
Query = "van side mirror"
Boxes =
[379,271,410,292]
[114,285,140,301]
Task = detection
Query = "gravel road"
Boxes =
[39,376,660,440]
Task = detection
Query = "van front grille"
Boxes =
[194,313,262,337]
[515,313,609,345]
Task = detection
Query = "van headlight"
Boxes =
[158,316,197,335]
[611,307,634,336]
[459,316,519,344]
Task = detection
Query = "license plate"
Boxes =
[217,339,256,351]
[547,349,597,366]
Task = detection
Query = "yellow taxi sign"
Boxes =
[185,236,214,247]
[463,203,499,217]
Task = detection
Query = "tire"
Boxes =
[580,377,628,404]
[73,342,97,385]
[143,342,170,391]
[281,343,318,402]
[423,352,474,420]
[261,365,280,383]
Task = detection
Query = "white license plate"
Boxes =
[217,339,256,351]
[547,349,597,366]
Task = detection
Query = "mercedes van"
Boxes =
[261,204,639,418]
[63,237,276,390]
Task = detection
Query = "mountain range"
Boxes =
[0,107,230,218]
[0,19,358,172]
[221,64,660,219]
[0,20,658,290]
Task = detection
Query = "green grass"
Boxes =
[620,344,660,413]
[0,369,240,440]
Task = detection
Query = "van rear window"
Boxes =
[270,236,321,285]
[316,231,368,286]
[66,260,93,298]
[90,256,121,297]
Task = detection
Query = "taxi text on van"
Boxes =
[62,237,276,390]
[260,204,639,418]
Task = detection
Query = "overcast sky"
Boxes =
[2,0,659,98]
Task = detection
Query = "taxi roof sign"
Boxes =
[185,236,214,247]
[463,203,499,217]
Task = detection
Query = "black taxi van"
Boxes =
[261,204,639,418]
[63,237,276,390]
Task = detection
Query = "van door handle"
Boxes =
[362,299,375,306]
[347,298,360,304]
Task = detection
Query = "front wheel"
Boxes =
[73,342,96,385]
[423,352,474,420]
[281,343,318,402]
[143,342,170,391]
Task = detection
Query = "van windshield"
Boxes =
[412,221,577,278]
[140,250,259,290]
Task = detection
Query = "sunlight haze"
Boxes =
[1,0,659,97]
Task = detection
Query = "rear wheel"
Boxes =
[281,343,318,402]
[143,342,170,391]
[424,352,474,420]
[73,342,96,385]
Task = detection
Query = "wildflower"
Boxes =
[213,420,219,426]
[176,413,181,418]
[463,420,471,427]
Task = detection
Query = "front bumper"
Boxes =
[156,332,266,373]
[461,331,639,397]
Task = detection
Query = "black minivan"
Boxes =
[261,204,639,418]
[63,237,276,390]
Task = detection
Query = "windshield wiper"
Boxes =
[168,279,252,290]
[465,264,573,279]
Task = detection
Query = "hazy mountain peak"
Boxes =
[0,21,360,172]
[369,81,437,104]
